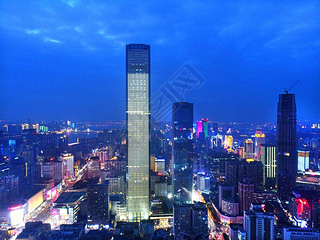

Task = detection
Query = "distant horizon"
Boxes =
[0,118,318,125]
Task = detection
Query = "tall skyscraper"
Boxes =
[277,93,297,200]
[172,102,193,204]
[126,44,150,221]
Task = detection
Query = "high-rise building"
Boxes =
[283,227,320,240]
[254,131,265,160]
[202,118,209,138]
[244,205,275,240]
[261,144,277,188]
[312,198,320,231]
[126,44,150,221]
[297,150,310,172]
[173,202,207,236]
[60,153,74,179]
[196,121,203,139]
[87,181,110,224]
[172,102,193,204]
[238,178,254,213]
[277,93,297,200]
[244,139,254,159]
[87,156,100,180]
[224,135,233,149]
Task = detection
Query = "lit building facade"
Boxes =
[244,139,254,159]
[60,153,74,179]
[297,150,309,172]
[254,131,265,160]
[261,144,277,188]
[126,44,150,221]
[277,93,297,200]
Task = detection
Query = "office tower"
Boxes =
[225,160,263,191]
[94,148,108,168]
[87,181,110,223]
[254,131,265,160]
[126,44,150,221]
[244,139,254,159]
[60,153,74,179]
[297,150,310,172]
[244,205,275,240]
[283,227,320,240]
[238,178,254,213]
[104,157,126,176]
[173,204,192,236]
[107,176,125,194]
[191,202,208,234]
[173,202,207,236]
[87,156,100,180]
[54,160,63,182]
[312,198,320,230]
[277,93,297,200]
[224,135,233,149]
[42,160,54,179]
[155,158,165,174]
[196,121,203,139]
[261,144,277,188]
[202,118,209,138]
[172,102,193,204]
[218,183,235,209]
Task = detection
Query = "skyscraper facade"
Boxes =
[277,93,297,200]
[172,102,193,204]
[126,44,150,221]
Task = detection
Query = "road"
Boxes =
[10,161,88,239]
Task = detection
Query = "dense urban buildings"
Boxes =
[126,44,151,221]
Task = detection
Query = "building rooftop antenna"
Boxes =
[285,80,300,94]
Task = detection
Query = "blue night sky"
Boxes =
[0,0,319,123]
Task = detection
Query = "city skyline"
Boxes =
[1,1,320,123]
[1,2,320,239]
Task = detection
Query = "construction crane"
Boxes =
[285,80,300,94]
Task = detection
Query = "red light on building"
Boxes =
[9,205,22,211]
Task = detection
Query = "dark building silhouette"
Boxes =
[172,102,193,204]
[277,93,297,200]
[173,202,208,236]
[87,181,110,223]
[238,178,254,213]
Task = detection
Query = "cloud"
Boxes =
[26,29,40,35]
[44,37,62,44]
[74,26,82,32]
[63,0,77,8]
